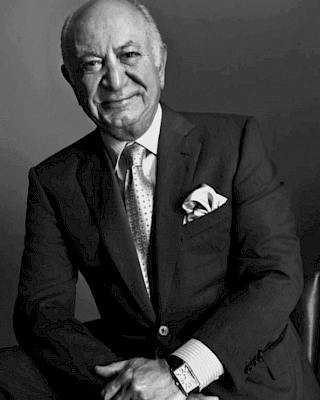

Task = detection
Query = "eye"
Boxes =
[81,60,102,72]
[120,52,141,63]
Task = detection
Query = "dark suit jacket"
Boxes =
[13,104,318,399]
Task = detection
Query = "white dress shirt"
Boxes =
[101,103,224,389]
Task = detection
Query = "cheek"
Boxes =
[78,76,98,100]
[145,70,162,96]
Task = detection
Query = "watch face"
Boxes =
[174,364,199,393]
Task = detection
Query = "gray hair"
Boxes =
[61,0,164,69]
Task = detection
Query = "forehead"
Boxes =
[72,1,148,56]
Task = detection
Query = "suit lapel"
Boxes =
[76,132,156,323]
[152,105,203,314]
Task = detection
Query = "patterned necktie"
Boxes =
[123,143,154,297]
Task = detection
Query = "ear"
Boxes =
[61,64,74,87]
[61,64,82,105]
[158,44,167,89]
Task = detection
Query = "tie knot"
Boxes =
[123,143,146,167]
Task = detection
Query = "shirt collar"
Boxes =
[135,103,162,155]
[101,103,162,169]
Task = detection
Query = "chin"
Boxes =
[105,114,137,130]
[97,116,142,141]
[99,107,135,125]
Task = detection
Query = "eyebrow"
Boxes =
[76,40,141,59]
[119,40,141,50]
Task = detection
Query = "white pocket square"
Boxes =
[182,184,228,225]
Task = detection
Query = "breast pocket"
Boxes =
[181,202,230,240]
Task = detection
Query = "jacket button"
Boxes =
[158,325,170,336]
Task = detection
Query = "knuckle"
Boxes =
[131,380,146,398]
[131,379,141,392]
[123,368,133,381]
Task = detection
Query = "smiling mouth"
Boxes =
[100,95,137,108]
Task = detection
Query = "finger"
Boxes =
[101,368,134,400]
[101,381,122,400]
[102,376,133,400]
[95,361,128,377]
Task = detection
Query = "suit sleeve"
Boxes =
[190,117,304,390]
[13,168,121,398]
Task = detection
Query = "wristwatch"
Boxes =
[168,355,200,396]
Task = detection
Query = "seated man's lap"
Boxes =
[0,346,57,400]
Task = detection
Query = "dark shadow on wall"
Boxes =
[271,112,320,278]
[0,146,30,348]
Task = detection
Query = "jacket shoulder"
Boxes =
[32,130,99,176]
[180,111,251,133]
[179,110,260,151]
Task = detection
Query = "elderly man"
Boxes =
[2,0,318,399]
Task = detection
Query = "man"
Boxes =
[8,0,320,399]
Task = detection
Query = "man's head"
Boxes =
[61,0,167,141]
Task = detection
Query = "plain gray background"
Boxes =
[1,0,320,348]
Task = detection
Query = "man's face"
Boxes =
[65,0,166,141]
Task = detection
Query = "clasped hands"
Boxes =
[95,357,219,400]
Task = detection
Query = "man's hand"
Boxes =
[95,357,186,400]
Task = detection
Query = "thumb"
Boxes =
[95,360,128,377]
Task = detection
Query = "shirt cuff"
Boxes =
[171,338,224,390]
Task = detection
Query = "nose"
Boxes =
[101,60,126,92]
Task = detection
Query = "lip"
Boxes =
[99,94,138,108]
